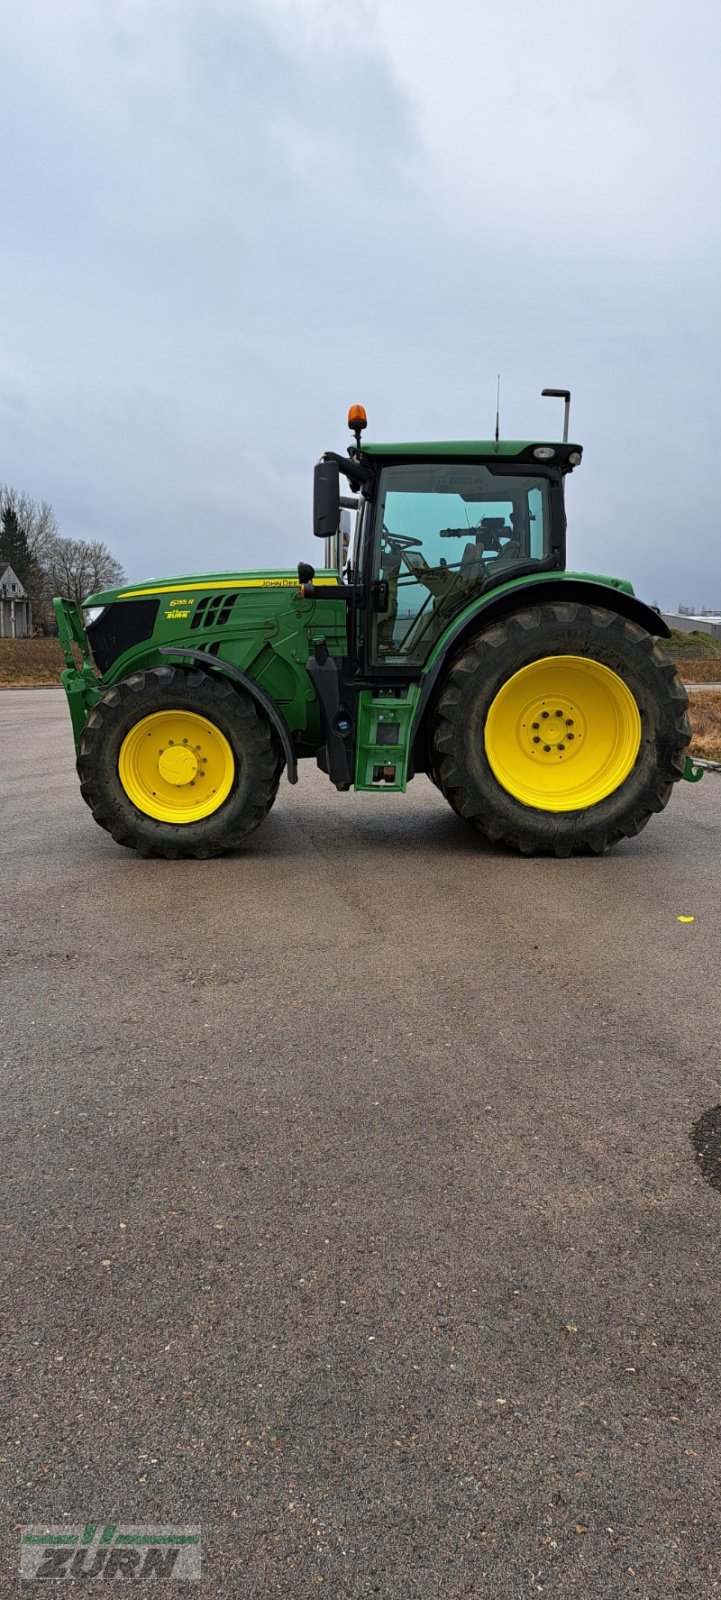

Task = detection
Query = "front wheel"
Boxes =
[431,603,691,855]
[77,665,281,858]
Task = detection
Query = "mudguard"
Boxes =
[410,575,670,763]
[158,645,298,782]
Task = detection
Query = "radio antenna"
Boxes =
[494,374,501,452]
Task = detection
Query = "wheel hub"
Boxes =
[523,696,585,761]
[157,745,199,785]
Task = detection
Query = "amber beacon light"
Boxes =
[348,404,368,447]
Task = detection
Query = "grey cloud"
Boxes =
[0,0,719,606]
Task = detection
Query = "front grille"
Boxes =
[86,599,159,673]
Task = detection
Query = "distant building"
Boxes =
[660,612,721,642]
[0,563,32,637]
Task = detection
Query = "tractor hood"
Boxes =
[78,566,339,678]
[82,568,314,607]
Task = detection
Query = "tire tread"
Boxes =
[77,665,281,858]
[431,603,691,856]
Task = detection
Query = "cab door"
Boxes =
[368,462,554,668]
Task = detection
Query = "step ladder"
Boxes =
[354,686,421,793]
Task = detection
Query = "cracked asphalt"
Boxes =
[2,689,721,1598]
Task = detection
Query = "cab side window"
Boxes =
[371,465,552,665]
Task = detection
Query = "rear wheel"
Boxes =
[431,603,691,855]
[77,666,281,857]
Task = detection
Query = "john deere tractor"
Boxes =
[54,394,693,858]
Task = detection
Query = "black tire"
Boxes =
[77,665,281,858]
[431,602,691,856]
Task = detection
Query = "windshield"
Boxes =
[371,463,553,664]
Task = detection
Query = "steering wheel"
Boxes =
[381,529,432,578]
[381,530,424,553]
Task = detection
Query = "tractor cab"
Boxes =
[313,404,583,672]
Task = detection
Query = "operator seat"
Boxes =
[458,540,487,587]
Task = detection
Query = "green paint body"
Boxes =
[54,564,636,778]
[53,434,672,791]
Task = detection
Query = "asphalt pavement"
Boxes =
[2,690,721,1598]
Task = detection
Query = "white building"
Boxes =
[0,563,32,637]
[660,612,721,642]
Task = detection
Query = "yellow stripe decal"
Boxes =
[118,578,338,599]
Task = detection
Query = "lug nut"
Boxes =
[543,745,551,752]
[532,721,540,730]
[541,711,549,719]
[533,736,541,744]
[558,743,565,751]
[565,718,574,727]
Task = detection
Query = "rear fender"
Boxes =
[410,576,670,769]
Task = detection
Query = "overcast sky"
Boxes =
[1,0,719,608]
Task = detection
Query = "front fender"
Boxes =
[158,646,298,783]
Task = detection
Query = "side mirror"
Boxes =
[313,460,340,539]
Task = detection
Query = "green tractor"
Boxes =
[54,393,692,859]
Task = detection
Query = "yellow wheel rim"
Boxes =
[118,710,235,823]
[484,655,642,812]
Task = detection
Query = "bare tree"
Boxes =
[0,483,125,624]
[0,484,59,567]
[47,537,125,605]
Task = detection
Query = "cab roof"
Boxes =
[360,440,582,469]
